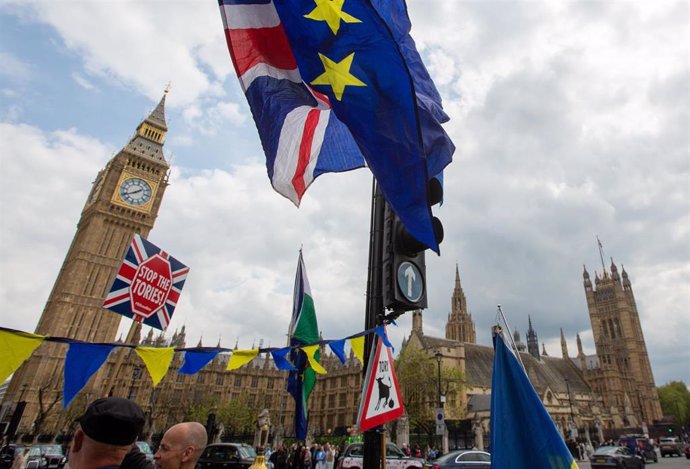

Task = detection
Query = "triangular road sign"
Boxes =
[357,334,404,431]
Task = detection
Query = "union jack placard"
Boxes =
[104,234,189,330]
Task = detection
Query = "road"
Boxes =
[575,454,689,469]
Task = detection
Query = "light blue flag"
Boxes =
[490,330,579,469]
[178,350,219,375]
[63,343,115,408]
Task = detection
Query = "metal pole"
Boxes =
[565,378,575,440]
[363,179,385,469]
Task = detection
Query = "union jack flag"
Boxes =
[218,0,366,205]
[103,234,189,331]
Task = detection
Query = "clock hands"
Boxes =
[124,187,144,196]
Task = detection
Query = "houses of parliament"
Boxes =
[0,95,662,445]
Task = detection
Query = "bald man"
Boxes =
[154,422,207,469]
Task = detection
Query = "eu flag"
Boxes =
[219,0,454,252]
[490,330,579,469]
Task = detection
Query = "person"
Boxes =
[153,422,207,469]
[314,445,326,469]
[11,448,29,469]
[324,443,335,469]
[269,444,287,469]
[68,397,145,469]
[120,444,154,469]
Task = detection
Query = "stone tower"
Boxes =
[583,257,662,424]
[526,315,539,359]
[445,264,476,343]
[3,92,170,435]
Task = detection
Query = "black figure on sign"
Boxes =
[375,376,394,410]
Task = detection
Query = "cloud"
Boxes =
[0,0,688,387]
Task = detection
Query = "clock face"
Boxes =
[119,177,153,206]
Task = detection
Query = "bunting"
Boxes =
[135,346,175,386]
[0,325,389,403]
[0,329,44,383]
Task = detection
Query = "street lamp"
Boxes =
[434,351,443,409]
[565,378,575,440]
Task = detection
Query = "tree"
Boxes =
[218,395,254,436]
[395,346,464,436]
[658,381,690,426]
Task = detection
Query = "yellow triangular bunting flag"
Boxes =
[227,349,258,370]
[0,330,45,383]
[350,336,364,364]
[302,344,326,374]
[135,346,175,387]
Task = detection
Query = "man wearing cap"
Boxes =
[154,422,207,469]
[69,397,145,469]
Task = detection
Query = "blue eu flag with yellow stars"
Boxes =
[271,0,454,252]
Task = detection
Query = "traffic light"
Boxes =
[382,178,444,312]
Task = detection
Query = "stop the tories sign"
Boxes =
[104,234,189,330]
[129,254,173,318]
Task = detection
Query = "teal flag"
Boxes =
[490,330,579,469]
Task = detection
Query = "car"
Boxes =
[26,444,67,469]
[0,444,25,469]
[684,442,690,459]
[590,446,644,469]
[198,443,274,469]
[336,443,424,469]
[618,435,657,463]
[659,437,683,457]
[423,449,491,469]
[135,441,154,461]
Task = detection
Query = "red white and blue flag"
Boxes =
[103,234,189,331]
[219,0,455,252]
[219,0,365,205]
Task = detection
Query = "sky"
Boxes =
[0,0,688,388]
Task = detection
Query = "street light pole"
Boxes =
[565,378,575,441]
[435,351,442,410]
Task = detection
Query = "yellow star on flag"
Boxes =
[310,52,366,101]
[304,0,361,35]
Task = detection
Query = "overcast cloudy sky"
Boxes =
[0,0,688,387]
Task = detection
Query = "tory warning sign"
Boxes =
[104,234,189,330]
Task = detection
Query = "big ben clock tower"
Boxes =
[3,91,171,436]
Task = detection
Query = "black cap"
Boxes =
[77,397,145,446]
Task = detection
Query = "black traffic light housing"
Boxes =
[382,178,444,312]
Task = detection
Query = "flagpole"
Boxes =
[363,177,385,469]
[496,304,526,371]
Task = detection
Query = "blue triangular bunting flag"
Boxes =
[178,350,219,375]
[63,343,115,408]
[271,348,296,371]
[328,339,347,364]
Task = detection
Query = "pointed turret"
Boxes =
[610,258,620,283]
[576,333,584,356]
[197,336,203,348]
[124,89,170,163]
[561,328,569,358]
[526,315,540,359]
[542,343,548,356]
[445,263,476,343]
[583,265,592,290]
[621,265,631,289]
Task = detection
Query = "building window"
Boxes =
[197,374,205,384]
[339,393,347,407]
[216,375,224,386]
[251,376,258,388]
[267,379,274,389]
[341,376,348,387]
[177,374,185,383]
[234,375,242,387]
[328,394,336,407]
